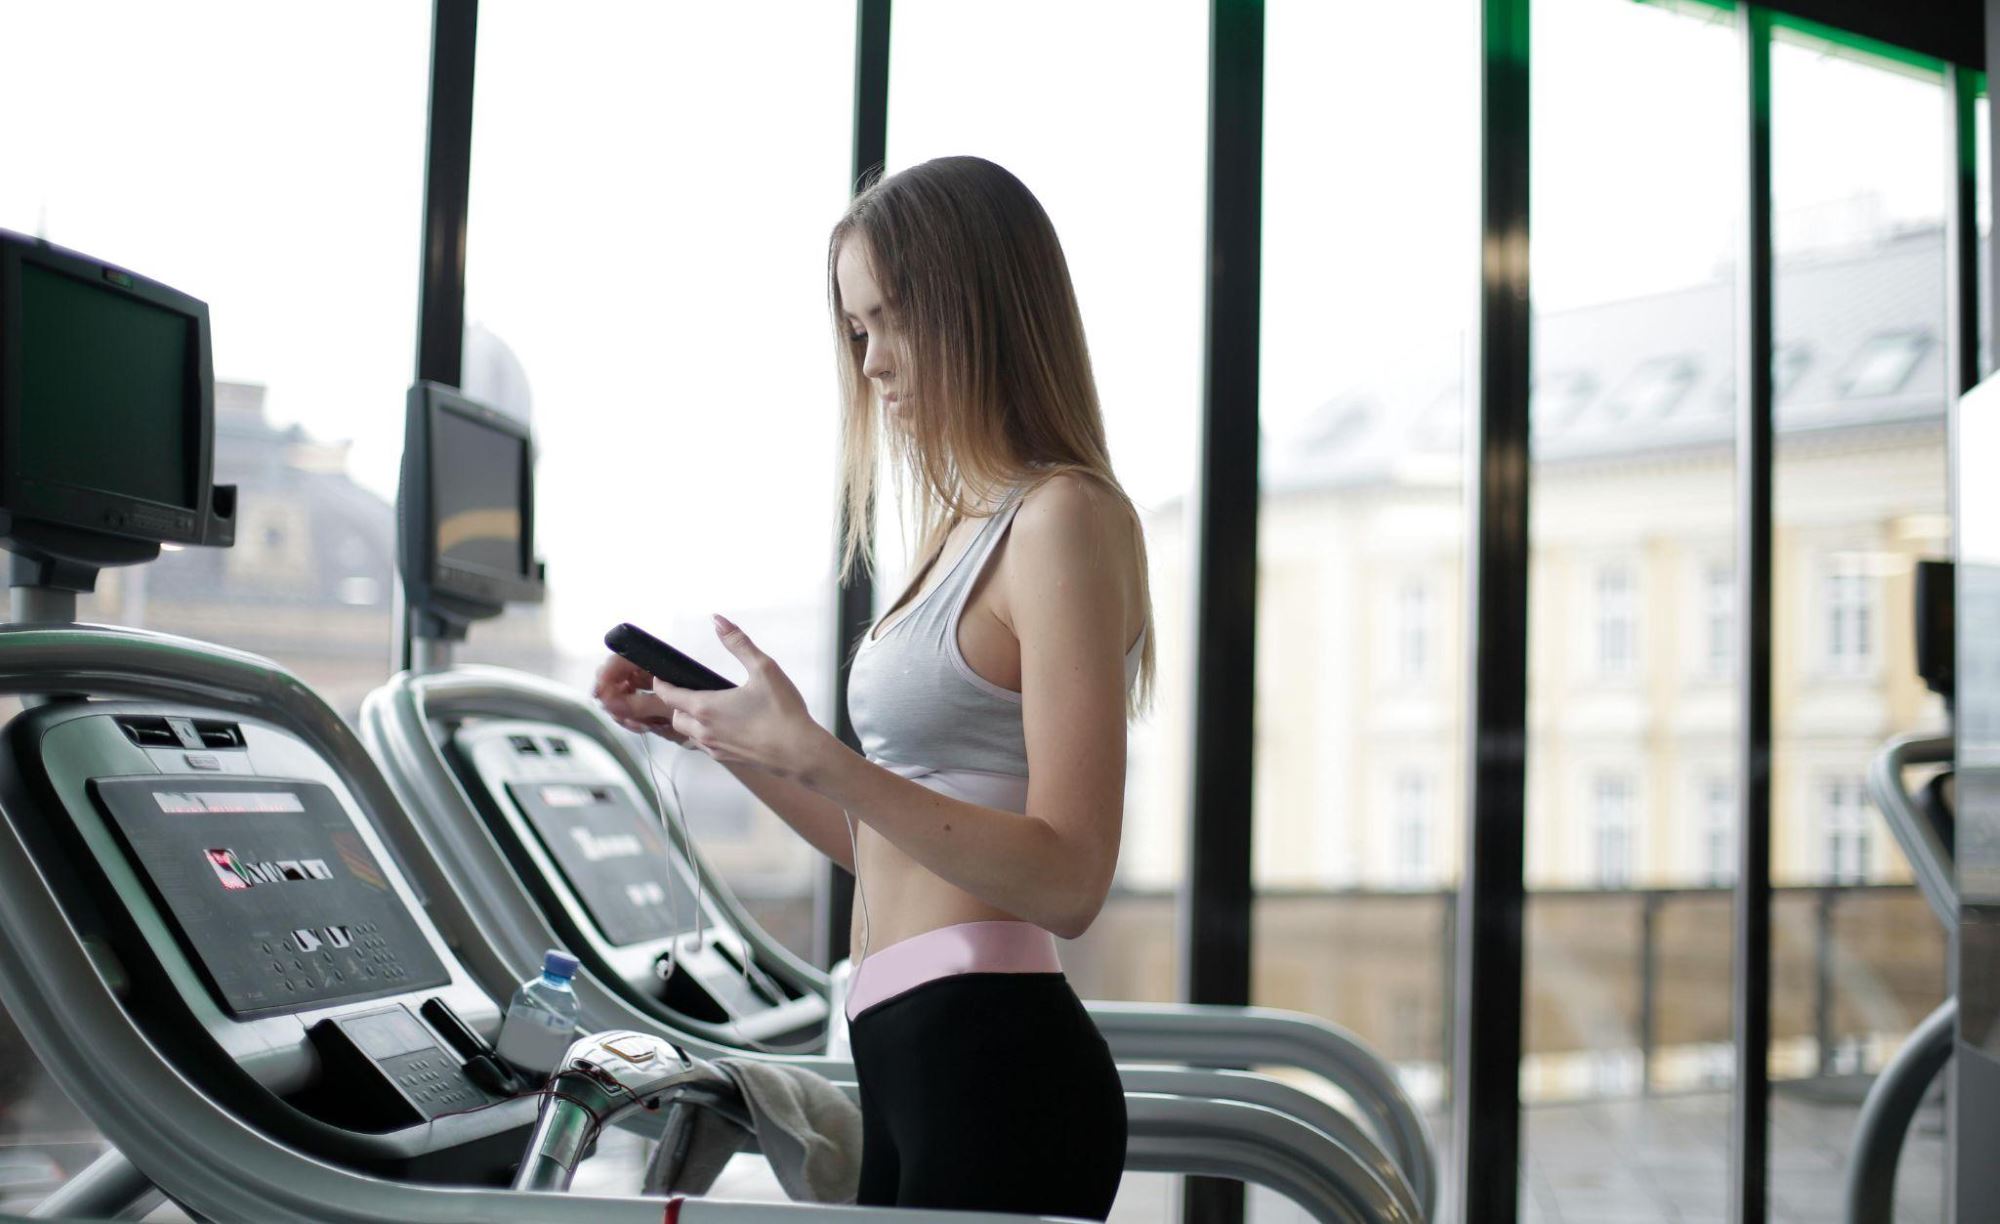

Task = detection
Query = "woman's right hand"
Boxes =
[593,654,693,747]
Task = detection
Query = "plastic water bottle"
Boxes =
[495,950,580,1076]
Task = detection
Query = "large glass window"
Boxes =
[0,5,431,1207]
[1822,557,1878,675]
[1770,23,1954,1215]
[1700,558,1736,679]
[1393,770,1437,887]
[887,0,1208,1017]
[1525,1,1742,1217]
[1821,777,1874,884]
[1251,0,1477,1155]
[0,6,427,721]
[1590,773,1636,888]
[1593,562,1639,679]
[463,1,858,958]
[1700,775,1737,887]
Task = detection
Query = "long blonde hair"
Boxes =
[828,155,1155,715]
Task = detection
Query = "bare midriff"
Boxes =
[847,812,1032,966]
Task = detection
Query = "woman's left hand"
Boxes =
[653,615,831,780]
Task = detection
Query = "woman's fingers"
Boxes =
[621,690,673,721]
[670,708,709,747]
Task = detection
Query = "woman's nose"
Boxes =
[861,335,892,382]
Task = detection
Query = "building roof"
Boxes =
[1262,226,1966,496]
[145,382,396,612]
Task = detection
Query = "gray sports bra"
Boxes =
[846,482,1146,812]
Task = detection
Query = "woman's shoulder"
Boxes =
[1008,470,1136,580]
[1011,469,1136,554]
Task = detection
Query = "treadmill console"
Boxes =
[0,701,533,1180]
[504,777,695,946]
[451,719,825,1048]
[92,776,449,1016]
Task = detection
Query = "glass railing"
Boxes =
[1064,882,1943,1110]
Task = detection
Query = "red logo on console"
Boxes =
[203,848,332,890]
[205,848,251,891]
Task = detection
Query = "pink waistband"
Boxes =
[844,919,1062,1020]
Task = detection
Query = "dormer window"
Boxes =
[1774,342,1812,400]
[1837,330,1930,398]
[1602,356,1697,420]
[1532,370,1598,426]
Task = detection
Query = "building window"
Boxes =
[1592,773,1636,888]
[1702,560,1734,679]
[1393,771,1432,886]
[1701,776,1735,886]
[1596,563,1638,679]
[1823,559,1874,675]
[1823,778,1872,884]
[1533,370,1598,426]
[1602,355,1698,420]
[1396,579,1431,681]
[1837,330,1931,398]
[1773,342,1813,401]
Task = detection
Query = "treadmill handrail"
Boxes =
[1866,733,1954,930]
[0,625,1414,1220]
[0,802,1405,1222]
[360,660,1432,1216]
[0,686,1071,1223]
[1843,997,1955,1224]
[1087,1000,1436,1217]
[383,665,830,991]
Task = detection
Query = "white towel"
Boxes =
[644,1057,862,1204]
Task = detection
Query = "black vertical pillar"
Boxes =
[415,0,478,388]
[405,0,480,670]
[1179,2,1262,1221]
[820,0,892,972]
[1452,0,1530,1219]
[1946,63,1982,399]
[1730,9,1775,1224]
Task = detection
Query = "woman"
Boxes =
[594,155,1152,1217]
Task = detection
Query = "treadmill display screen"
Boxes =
[505,782,697,946]
[91,776,450,1018]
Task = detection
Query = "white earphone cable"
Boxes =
[638,728,823,1056]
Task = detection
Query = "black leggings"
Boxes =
[849,972,1126,1218]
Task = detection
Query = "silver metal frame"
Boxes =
[1843,733,1956,1224]
[361,663,1435,1217]
[0,624,1414,1221]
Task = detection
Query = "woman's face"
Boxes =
[836,238,901,417]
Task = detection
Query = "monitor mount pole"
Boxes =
[6,551,111,706]
[6,552,100,627]
[409,610,466,677]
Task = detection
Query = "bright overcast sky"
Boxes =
[0,0,1970,669]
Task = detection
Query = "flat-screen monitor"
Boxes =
[0,230,234,576]
[398,381,543,633]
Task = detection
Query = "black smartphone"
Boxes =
[604,622,737,691]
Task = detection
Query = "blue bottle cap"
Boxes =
[542,950,580,979]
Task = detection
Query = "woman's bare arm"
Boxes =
[595,651,855,872]
[716,759,857,874]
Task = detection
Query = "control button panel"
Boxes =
[329,1004,493,1120]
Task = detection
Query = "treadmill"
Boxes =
[361,381,1436,1216]
[0,231,1414,1222]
